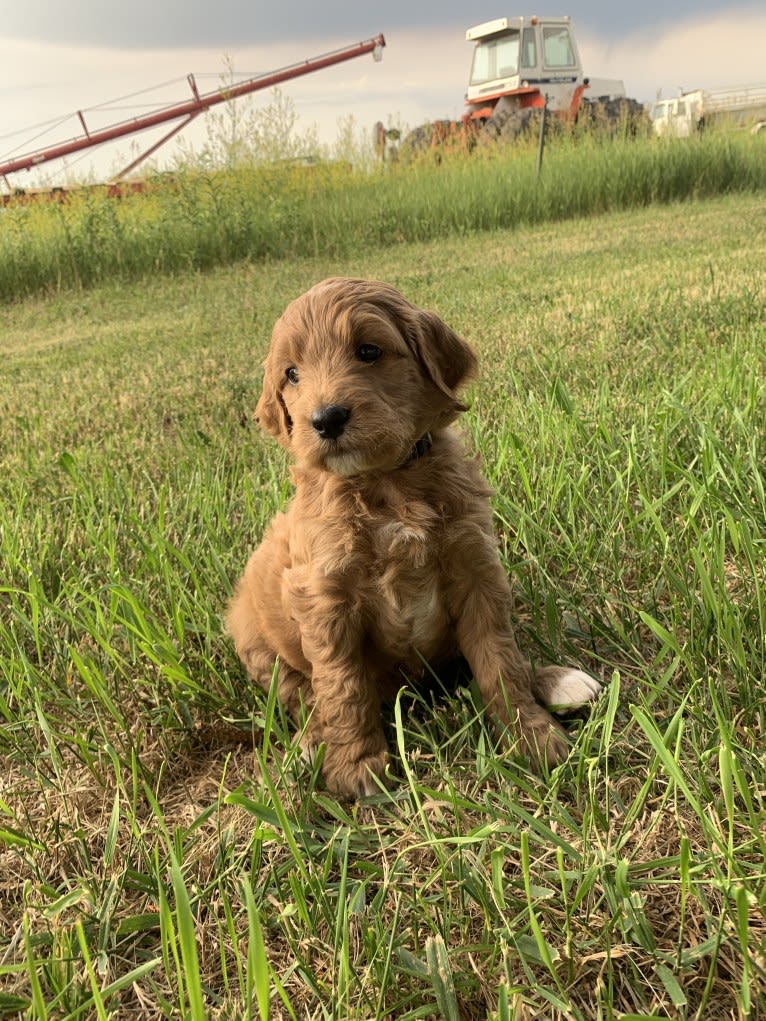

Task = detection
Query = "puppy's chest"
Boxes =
[366,513,448,652]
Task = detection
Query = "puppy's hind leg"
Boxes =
[238,636,314,718]
[227,589,317,741]
[232,631,322,751]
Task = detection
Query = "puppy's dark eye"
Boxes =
[285,366,299,385]
[356,344,383,364]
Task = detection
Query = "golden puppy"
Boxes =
[227,278,600,797]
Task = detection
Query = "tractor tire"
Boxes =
[399,122,434,159]
[399,121,443,158]
[580,96,648,136]
[484,105,529,142]
[399,120,474,161]
[483,106,556,147]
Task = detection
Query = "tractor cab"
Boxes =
[465,16,583,115]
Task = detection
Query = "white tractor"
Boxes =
[390,15,644,155]
[465,15,641,139]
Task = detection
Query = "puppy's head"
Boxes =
[255,277,477,475]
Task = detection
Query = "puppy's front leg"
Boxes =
[298,590,388,798]
[310,664,388,798]
[446,527,570,767]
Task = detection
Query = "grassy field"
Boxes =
[1,189,766,1019]
[2,131,766,303]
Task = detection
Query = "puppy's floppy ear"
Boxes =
[373,280,477,416]
[413,309,478,400]
[254,346,292,447]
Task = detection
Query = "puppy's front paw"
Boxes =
[323,743,389,800]
[516,706,571,768]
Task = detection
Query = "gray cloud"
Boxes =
[3,0,762,49]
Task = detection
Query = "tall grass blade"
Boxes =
[242,879,270,1021]
[424,935,462,1021]
[169,847,206,1021]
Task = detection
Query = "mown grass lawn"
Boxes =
[1,192,765,1019]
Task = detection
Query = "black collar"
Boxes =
[400,432,432,467]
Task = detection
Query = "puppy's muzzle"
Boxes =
[312,404,351,440]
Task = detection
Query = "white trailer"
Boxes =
[651,84,766,136]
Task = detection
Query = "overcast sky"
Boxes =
[2,1,765,184]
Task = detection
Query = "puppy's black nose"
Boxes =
[311,404,351,439]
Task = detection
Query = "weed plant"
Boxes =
[1,131,766,303]
[1,192,765,1018]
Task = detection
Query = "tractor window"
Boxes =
[521,27,537,69]
[542,27,576,68]
[469,31,520,85]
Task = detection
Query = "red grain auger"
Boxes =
[0,34,385,188]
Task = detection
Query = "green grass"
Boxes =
[2,130,766,303]
[1,191,766,1019]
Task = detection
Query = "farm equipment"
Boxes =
[650,84,766,136]
[390,15,643,156]
[0,34,385,192]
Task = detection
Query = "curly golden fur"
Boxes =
[227,277,600,797]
